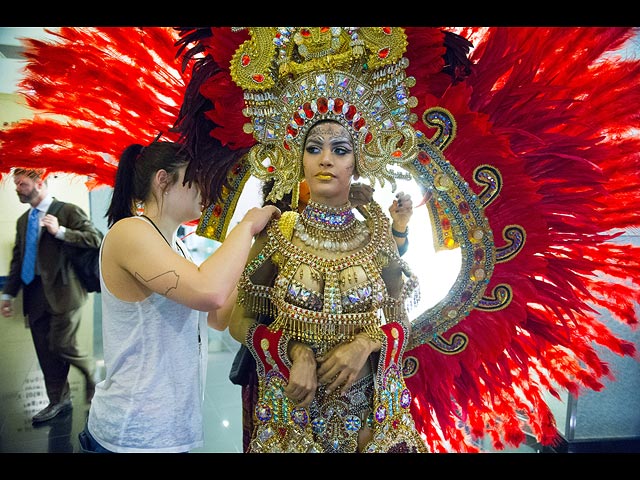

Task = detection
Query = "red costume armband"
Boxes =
[363,322,429,453]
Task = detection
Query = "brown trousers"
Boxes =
[25,277,95,403]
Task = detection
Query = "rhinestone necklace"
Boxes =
[294,200,370,252]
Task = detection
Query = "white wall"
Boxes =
[0,27,56,95]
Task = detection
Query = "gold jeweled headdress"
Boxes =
[229,27,420,205]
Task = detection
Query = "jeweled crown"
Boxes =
[229,27,420,203]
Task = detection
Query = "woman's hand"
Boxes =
[285,342,317,408]
[389,191,413,233]
[316,335,380,395]
[241,205,281,236]
[348,182,374,207]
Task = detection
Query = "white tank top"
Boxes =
[88,225,208,453]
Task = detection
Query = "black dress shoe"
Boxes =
[32,399,72,424]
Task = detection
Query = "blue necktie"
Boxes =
[21,208,40,285]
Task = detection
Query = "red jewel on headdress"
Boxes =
[267,166,275,173]
[303,102,314,118]
[458,201,470,215]
[382,27,392,35]
[301,29,311,37]
[317,97,328,114]
[333,98,344,113]
[418,150,431,164]
[286,124,298,137]
[364,131,373,143]
[212,205,222,217]
[354,117,366,130]
[378,47,390,59]
[345,105,357,121]
[241,54,251,67]
[293,111,304,126]
[441,217,451,230]
[252,74,265,83]
[392,149,402,157]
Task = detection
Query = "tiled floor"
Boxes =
[0,300,244,453]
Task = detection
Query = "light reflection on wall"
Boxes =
[373,177,461,320]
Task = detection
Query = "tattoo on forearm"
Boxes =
[135,270,180,296]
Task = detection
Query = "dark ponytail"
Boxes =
[106,142,190,227]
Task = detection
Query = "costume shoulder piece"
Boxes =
[278,210,298,241]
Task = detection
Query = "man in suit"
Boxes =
[1,168,102,424]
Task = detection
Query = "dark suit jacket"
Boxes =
[3,199,103,316]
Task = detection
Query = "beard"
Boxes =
[17,187,38,204]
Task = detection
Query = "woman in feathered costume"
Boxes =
[0,26,638,453]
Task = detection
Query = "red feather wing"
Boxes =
[405,26,640,451]
[0,27,188,188]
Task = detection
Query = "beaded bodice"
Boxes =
[237,201,419,355]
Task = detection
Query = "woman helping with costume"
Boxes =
[80,140,280,453]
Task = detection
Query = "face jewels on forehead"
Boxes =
[306,123,352,144]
